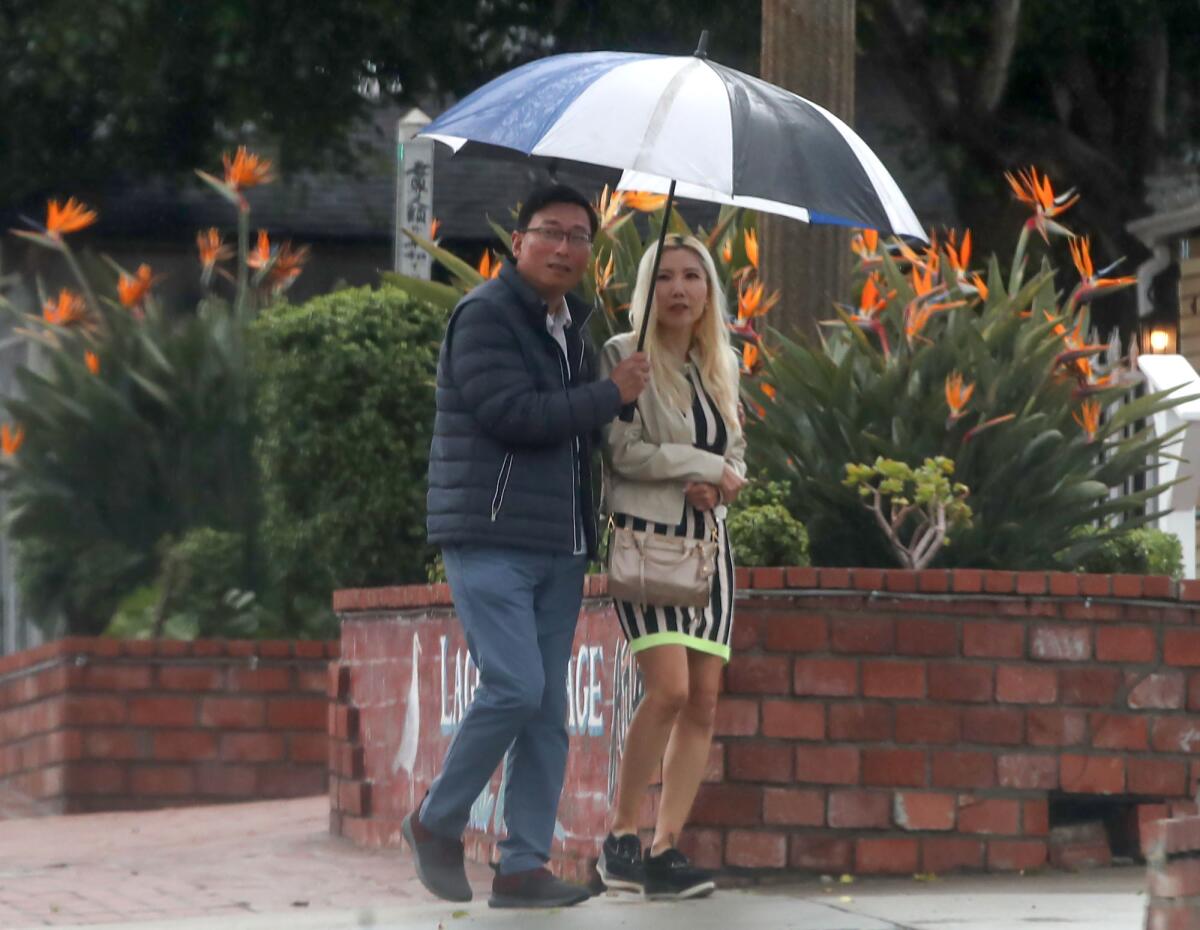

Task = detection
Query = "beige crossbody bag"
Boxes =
[606,517,719,608]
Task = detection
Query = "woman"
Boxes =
[596,235,747,899]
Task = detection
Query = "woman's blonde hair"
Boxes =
[628,234,740,433]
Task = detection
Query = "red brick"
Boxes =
[996,665,1057,704]
[1030,625,1091,662]
[752,567,785,589]
[828,789,891,828]
[676,828,723,871]
[1095,627,1156,664]
[1027,708,1087,746]
[895,619,958,656]
[1079,574,1112,597]
[828,703,893,741]
[762,614,828,652]
[267,697,327,730]
[714,698,759,736]
[790,836,853,872]
[1048,572,1081,596]
[1144,575,1177,599]
[862,748,927,787]
[258,641,293,658]
[1128,671,1186,710]
[727,743,794,783]
[883,570,917,592]
[731,614,762,650]
[128,696,197,727]
[1129,758,1187,796]
[794,658,857,696]
[1062,601,1123,621]
[852,568,886,591]
[328,665,350,701]
[917,570,951,593]
[329,705,359,741]
[152,730,217,762]
[958,797,1021,834]
[220,731,286,762]
[819,567,852,588]
[726,656,791,694]
[338,779,370,816]
[228,667,293,692]
[1111,574,1144,598]
[200,697,265,729]
[1165,630,1200,666]
[1060,754,1125,794]
[952,570,985,593]
[1016,572,1049,595]
[927,663,994,703]
[130,765,194,796]
[763,787,825,826]
[785,566,818,588]
[64,694,126,727]
[1187,674,1200,711]
[895,705,961,745]
[988,839,1047,871]
[962,706,1024,745]
[922,837,984,872]
[1149,859,1200,901]
[157,666,225,691]
[894,791,956,831]
[760,700,824,740]
[1057,668,1121,706]
[931,751,995,789]
[81,729,140,760]
[795,746,860,785]
[690,784,762,826]
[983,571,1017,593]
[1024,799,1050,836]
[862,661,926,699]
[856,838,918,874]
[1089,712,1149,750]
[1152,718,1200,754]
[66,763,125,796]
[831,616,895,654]
[79,664,154,691]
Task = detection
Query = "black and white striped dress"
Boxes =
[610,364,736,662]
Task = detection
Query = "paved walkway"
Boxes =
[0,796,1148,929]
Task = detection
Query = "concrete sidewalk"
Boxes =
[0,796,1148,929]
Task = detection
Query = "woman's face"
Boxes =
[654,247,709,336]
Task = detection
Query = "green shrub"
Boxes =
[1073,526,1184,579]
[253,284,444,623]
[726,479,810,568]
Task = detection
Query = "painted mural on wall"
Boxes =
[379,604,641,854]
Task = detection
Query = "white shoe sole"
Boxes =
[645,880,716,901]
[597,851,644,894]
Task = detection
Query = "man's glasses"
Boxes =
[521,226,593,247]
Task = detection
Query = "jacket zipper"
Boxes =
[551,345,582,552]
[490,452,514,521]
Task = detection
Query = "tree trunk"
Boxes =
[760,0,856,341]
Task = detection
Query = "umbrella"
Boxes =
[419,32,927,354]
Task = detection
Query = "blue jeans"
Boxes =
[420,545,587,874]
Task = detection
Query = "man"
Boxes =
[406,183,650,908]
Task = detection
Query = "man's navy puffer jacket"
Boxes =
[426,261,622,558]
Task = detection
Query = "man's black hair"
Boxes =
[517,183,598,237]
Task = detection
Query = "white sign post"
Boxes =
[1137,354,1200,578]
[395,134,434,278]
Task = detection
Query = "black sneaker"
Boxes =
[643,847,716,900]
[402,810,472,902]
[597,832,644,893]
[489,867,592,909]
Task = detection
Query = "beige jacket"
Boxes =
[598,332,748,526]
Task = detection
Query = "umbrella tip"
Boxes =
[694,30,709,59]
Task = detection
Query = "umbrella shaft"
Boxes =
[635,179,678,354]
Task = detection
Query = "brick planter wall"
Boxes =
[332,569,1200,878]
[0,637,337,813]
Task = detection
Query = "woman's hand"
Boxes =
[719,465,748,505]
[684,482,720,511]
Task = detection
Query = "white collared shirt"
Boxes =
[545,300,572,377]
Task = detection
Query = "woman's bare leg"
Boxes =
[651,650,724,854]
[609,645,689,836]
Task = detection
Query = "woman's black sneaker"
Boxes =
[597,832,644,893]
[643,847,716,900]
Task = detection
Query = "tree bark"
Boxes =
[760,0,856,342]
